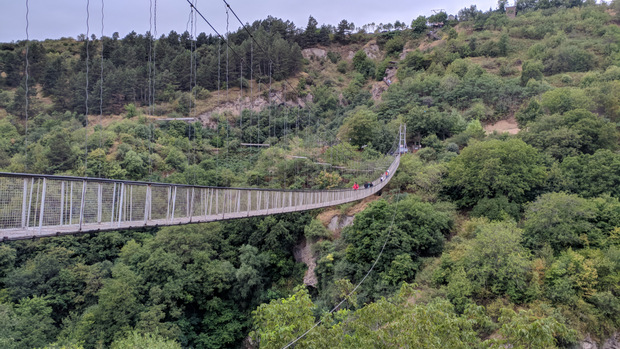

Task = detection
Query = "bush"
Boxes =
[384,37,405,56]
[543,46,595,75]
[304,219,332,241]
[470,196,521,221]
[327,51,341,64]
[352,50,376,79]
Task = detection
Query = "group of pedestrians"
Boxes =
[352,170,390,190]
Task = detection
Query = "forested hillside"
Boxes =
[0,0,619,348]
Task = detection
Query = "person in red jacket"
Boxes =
[353,182,359,190]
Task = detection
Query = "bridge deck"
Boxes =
[0,155,399,241]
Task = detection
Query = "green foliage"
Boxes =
[522,192,616,253]
[2,4,620,346]
[384,37,404,56]
[515,98,544,127]
[560,150,620,198]
[470,196,521,221]
[338,107,380,148]
[540,87,592,114]
[521,109,618,160]
[543,45,596,75]
[124,103,139,119]
[445,139,546,207]
[250,287,314,348]
[521,60,544,86]
[460,221,532,302]
[111,331,181,349]
[351,50,376,79]
[0,296,57,349]
[338,196,453,300]
[493,307,576,348]
[545,249,598,304]
[411,16,428,34]
[304,219,331,241]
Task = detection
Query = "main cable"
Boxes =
[281,188,401,349]
[99,0,104,177]
[24,0,29,171]
[84,0,90,172]
[148,0,154,175]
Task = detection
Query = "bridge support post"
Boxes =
[97,183,102,224]
[38,178,47,234]
[117,183,125,227]
[189,188,195,222]
[60,181,65,226]
[79,180,86,231]
[144,185,151,226]
[21,179,27,228]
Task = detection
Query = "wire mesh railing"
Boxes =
[0,155,399,241]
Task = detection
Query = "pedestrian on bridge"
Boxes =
[353,182,359,190]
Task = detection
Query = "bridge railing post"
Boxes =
[37,178,47,234]
[78,180,86,232]
[21,178,27,228]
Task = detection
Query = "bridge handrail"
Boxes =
[0,155,400,241]
[0,154,395,192]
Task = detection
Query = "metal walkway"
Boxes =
[0,155,399,241]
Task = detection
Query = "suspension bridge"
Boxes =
[0,152,399,241]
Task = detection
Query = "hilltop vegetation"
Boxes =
[0,0,620,348]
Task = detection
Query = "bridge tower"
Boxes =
[399,124,407,154]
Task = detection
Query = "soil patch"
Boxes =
[484,116,520,135]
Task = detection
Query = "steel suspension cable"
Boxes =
[250,41,253,142]
[24,0,29,171]
[186,1,196,183]
[99,0,104,177]
[239,61,242,127]
[216,36,221,187]
[148,0,154,175]
[192,0,198,183]
[84,0,90,172]
[269,62,272,138]
[282,189,401,349]
[225,4,229,164]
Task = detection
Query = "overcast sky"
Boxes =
[1,0,500,43]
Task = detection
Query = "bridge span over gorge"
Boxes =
[0,154,400,241]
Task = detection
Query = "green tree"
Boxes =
[303,16,319,47]
[521,61,543,86]
[250,287,314,349]
[351,50,375,79]
[515,98,543,127]
[560,150,620,198]
[459,221,532,302]
[111,331,181,349]
[91,263,142,345]
[411,16,428,34]
[445,139,546,207]
[490,308,576,348]
[522,192,599,253]
[545,249,598,304]
[338,107,380,148]
[46,132,77,174]
[540,87,592,115]
[122,150,147,179]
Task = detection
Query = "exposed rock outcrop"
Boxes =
[293,238,318,287]
[302,48,327,59]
